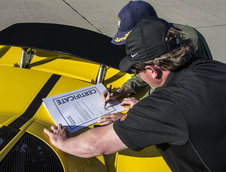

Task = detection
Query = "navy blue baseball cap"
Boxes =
[111,1,157,45]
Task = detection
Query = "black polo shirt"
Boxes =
[114,58,226,172]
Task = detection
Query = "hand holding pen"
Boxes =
[104,85,112,108]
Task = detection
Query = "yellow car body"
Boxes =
[0,23,171,172]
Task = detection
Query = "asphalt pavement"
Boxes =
[0,0,225,62]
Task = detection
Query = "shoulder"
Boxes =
[173,23,198,40]
[172,23,200,53]
[130,88,183,120]
[172,23,196,33]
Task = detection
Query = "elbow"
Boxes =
[90,138,113,156]
[80,137,105,158]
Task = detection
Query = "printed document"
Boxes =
[42,83,124,133]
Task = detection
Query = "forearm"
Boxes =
[52,124,127,158]
[116,86,134,97]
[56,131,102,158]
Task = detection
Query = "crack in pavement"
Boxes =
[196,24,226,29]
[180,0,226,21]
[62,0,103,34]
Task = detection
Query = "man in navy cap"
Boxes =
[44,17,226,171]
[99,0,213,125]
[111,1,157,45]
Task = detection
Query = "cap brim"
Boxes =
[111,30,130,45]
[119,53,151,73]
[119,55,136,73]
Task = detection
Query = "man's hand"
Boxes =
[43,124,127,158]
[98,112,125,125]
[119,97,139,110]
[43,124,71,147]
[101,86,133,103]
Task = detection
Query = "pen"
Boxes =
[104,85,112,108]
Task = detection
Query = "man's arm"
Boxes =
[123,74,148,92]
[101,86,133,102]
[43,123,127,158]
[101,74,149,102]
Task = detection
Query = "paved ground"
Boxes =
[0,0,225,62]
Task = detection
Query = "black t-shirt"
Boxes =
[114,58,226,172]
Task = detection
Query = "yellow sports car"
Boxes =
[0,23,170,172]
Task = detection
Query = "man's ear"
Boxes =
[145,65,162,79]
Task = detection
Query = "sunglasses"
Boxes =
[130,67,146,74]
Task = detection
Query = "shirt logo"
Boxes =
[120,114,127,121]
[131,52,138,58]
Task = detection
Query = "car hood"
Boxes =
[0,66,107,171]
